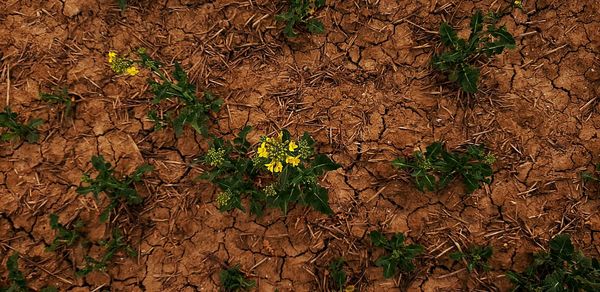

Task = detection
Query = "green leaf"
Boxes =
[550,234,574,261]
[457,65,479,93]
[306,19,325,34]
[370,231,388,248]
[449,251,464,261]
[469,10,484,37]
[439,23,459,47]
[306,185,333,214]
[117,0,127,10]
[311,154,340,175]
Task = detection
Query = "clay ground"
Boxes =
[1,0,599,291]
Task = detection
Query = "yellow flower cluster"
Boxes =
[257,132,301,173]
[107,51,139,76]
[514,0,522,8]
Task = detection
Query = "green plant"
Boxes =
[46,213,85,251]
[76,229,137,276]
[582,163,600,183]
[0,253,57,292]
[40,88,74,117]
[1,253,27,292]
[137,49,223,137]
[370,231,424,278]
[220,265,255,292]
[77,155,153,222]
[201,128,340,215]
[432,10,516,93]
[329,258,350,292]
[450,245,493,272]
[0,107,43,143]
[277,0,326,37]
[117,0,127,10]
[507,234,600,291]
[392,142,494,194]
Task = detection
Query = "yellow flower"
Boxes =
[125,66,139,76]
[108,51,116,63]
[274,161,283,172]
[258,142,268,158]
[285,155,300,167]
[266,160,283,173]
[288,140,298,152]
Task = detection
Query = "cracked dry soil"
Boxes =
[1,0,600,291]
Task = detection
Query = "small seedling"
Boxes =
[46,213,85,251]
[370,231,424,278]
[0,107,43,143]
[393,142,494,194]
[277,0,326,37]
[137,49,223,137]
[76,229,137,276]
[432,10,516,93]
[507,234,600,291]
[582,163,600,183]
[1,253,57,292]
[202,128,340,215]
[220,265,255,292]
[77,155,153,222]
[40,88,74,117]
[329,258,353,292]
[450,245,493,272]
[117,0,126,10]
[1,253,27,291]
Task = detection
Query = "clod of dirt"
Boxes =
[63,0,82,18]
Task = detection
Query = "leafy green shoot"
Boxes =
[220,265,256,292]
[329,258,348,291]
[137,48,223,137]
[77,155,153,222]
[450,245,493,272]
[277,0,326,37]
[76,229,137,277]
[1,253,27,292]
[582,163,600,183]
[46,213,85,251]
[0,107,43,143]
[370,231,424,278]
[117,0,127,10]
[392,142,494,194]
[40,88,74,117]
[506,234,600,291]
[1,253,58,292]
[432,10,516,93]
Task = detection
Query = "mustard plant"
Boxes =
[201,128,339,215]
[40,88,74,117]
[507,234,600,291]
[117,0,127,10]
[46,213,85,251]
[0,107,43,143]
[393,142,494,194]
[329,258,353,292]
[1,253,57,292]
[76,229,137,276]
[370,231,424,278]
[432,10,515,93]
[220,265,255,292]
[137,49,223,137]
[77,155,152,222]
[450,245,493,272]
[277,0,326,37]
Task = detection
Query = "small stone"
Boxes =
[63,0,82,17]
